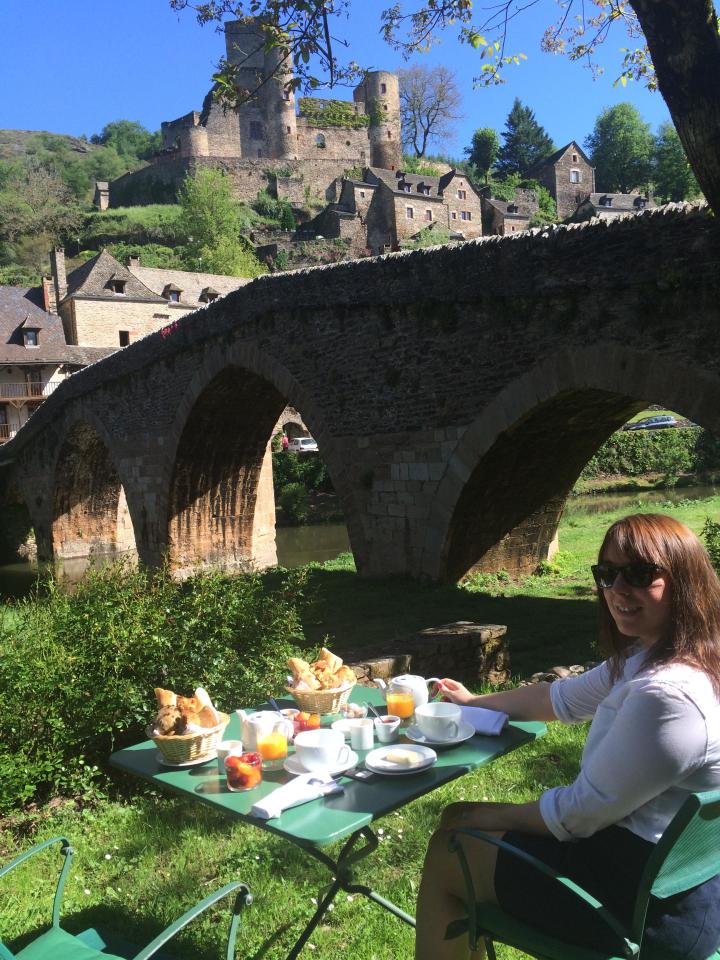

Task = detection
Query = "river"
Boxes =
[1,484,717,600]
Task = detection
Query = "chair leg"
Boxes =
[484,936,497,960]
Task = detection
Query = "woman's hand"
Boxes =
[440,799,550,835]
[436,678,476,706]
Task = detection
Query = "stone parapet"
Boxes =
[342,621,510,688]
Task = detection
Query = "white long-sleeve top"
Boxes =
[539,648,720,843]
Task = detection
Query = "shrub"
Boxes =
[579,429,720,480]
[0,562,308,812]
[279,482,310,523]
[702,518,720,574]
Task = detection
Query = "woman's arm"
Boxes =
[437,678,557,722]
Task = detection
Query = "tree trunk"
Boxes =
[632,0,720,213]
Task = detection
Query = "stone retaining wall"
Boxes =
[342,621,510,688]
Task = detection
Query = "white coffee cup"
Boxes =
[294,728,351,772]
[217,739,243,774]
[374,715,401,744]
[415,702,462,741]
[348,718,374,751]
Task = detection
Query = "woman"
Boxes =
[415,514,720,960]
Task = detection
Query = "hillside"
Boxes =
[0,128,97,161]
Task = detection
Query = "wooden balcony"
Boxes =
[0,381,62,402]
[0,423,17,442]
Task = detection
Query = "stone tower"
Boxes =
[354,71,402,170]
[224,19,297,160]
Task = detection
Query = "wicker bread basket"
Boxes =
[148,712,230,763]
[286,684,355,716]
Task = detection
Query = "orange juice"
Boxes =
[257,731,288,768]
[386,690,414,719]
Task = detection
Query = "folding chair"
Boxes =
[445,789,720,960]
[0,836,253,960]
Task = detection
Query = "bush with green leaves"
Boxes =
[702,518,720,574]
[0,562,309,812]
[579,428,720,480]
[279,482,310,523]
[273,449,333,497]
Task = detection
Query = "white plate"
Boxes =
[404,721,476,748]
[283,750,359,777]
[155,750,217,768]
[364,744,437,775]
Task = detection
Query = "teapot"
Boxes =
[372,674,441,710]
[236,710,294,751]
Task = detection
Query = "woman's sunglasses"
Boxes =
[591,561,663,589]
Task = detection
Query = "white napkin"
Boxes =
[460,705,509,736]
[250,772,344,820]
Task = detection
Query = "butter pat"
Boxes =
[384,748,422,766]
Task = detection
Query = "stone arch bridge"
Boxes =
[2,204,720,582]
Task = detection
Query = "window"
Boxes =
[451,211,457,220]
[460,211,472,221]
[23,330,38,347]
[570,169,581,183]
[283,91,290,101]
[163,284,182,302]
[425,209,432,221]
[316,133,326,149]
[572,153,578,163]
[406,206,414,219]
[119,331,130,347]
[359,190,366,198]
[250,121,263,140]
[384,104,388,111]
[380,82,387,93]
[111,279,126,295]
[387,131,392,139]
[286,125,291,134]
[457,189,466,199]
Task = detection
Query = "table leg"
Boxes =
[284,827,415,958]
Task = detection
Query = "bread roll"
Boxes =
[335,666,356,686]
[177,695,202,717]
[194,704,221,728]
[320,647,343,673]
[288,657,311,681]
[154,687,177,708]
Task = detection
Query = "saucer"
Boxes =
[156,750,217,768]
[283,750,358,777]
[404,721,476,748]
[365,744,436,775]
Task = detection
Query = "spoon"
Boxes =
[364,701,382,720]
[268,696,285,717]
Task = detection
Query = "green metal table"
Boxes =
[110,688,545,959]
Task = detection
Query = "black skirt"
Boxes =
[494,825,720,960]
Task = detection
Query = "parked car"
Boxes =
[624,415,678,431]
[287,436,319,453]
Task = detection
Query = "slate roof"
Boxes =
[582,192,658,214]
[366,166,458,200]
[485,198,535,220]
[130,266,252,305]
[525,141,594,179]
[66,250,164,302]
[0,286,114,364]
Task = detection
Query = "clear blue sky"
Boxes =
[0,0,671,158]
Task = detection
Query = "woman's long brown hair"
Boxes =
[598,513,720,694]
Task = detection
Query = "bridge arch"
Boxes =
[51,415,137,563]
[423,346,720,582]
[160,342,364,575]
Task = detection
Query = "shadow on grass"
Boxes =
[300,568,600,678]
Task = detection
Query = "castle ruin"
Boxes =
[110,20,401,208]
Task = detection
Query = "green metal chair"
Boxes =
[0,836,253,960]
[445,789,720,960]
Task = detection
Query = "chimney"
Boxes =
[49,248,68,305]
[127,255,140,268]
[42,276,57,314]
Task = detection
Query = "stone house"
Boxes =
[524,141,595,220]
[572,192,658,222]
[307,166,483,254]
[0,285,112,443]
[482,188,539,235]
[110,19,401,208]
[48,249,251,349]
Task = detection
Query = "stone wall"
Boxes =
[296,120,371,162]
[64,298,182,348]
[343,622,510,688]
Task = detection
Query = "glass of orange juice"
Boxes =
[386,684,415,724]
[257,729,289,770]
